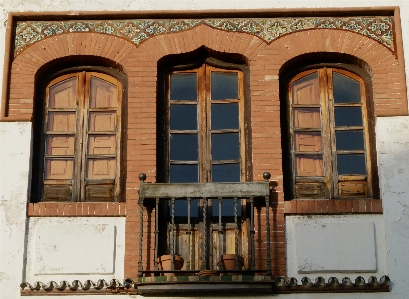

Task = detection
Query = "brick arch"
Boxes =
[135,24,268,61]
[261,28,407,116]
[7,33,137,119]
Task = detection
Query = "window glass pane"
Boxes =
[49,77,77,108]
[211,103,239,130]
[212,133,239,160]
[333,72,361,103]
[336,130,364,150]
[86,158,116,179]
[295,155,323,176]
[89,112,117,131]
[170,134,198,161]
[337,154,366,175]
[89,76,118,108]
[47,112,76,132]
[334,107,362,127]
[170,73,197,101]
[88,135,116,155]
[46,136,75,155]
[293,108,321,128]
[211,72,238,100]
[170,104,197,130]
[294,132,322,152]
[212,164,240,182]
[292,72,319,105]
[170,165,198,183]
[44,158,74,179]
[174,198,199,218]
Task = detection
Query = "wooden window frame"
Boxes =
[166,64,246,183]
[40,71,122,202]
[289,68,373,200]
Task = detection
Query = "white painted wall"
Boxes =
[1,0,409,298]
[0,122,32,299]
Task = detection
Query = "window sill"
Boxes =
[27,202,126,217]
[284,199,382,214]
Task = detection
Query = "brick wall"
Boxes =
[9,23,402,278]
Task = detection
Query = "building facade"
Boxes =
[1,1,409,298]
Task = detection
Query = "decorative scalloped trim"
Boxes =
[20,275,390,294]
[15,17,394,56]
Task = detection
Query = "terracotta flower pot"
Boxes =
[157,254,184,276]
[217,254,244,273]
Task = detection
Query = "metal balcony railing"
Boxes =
[137,172,272,276]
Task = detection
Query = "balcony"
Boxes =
[136,172,273,281]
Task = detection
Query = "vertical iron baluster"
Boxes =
[138,173,146,277]
[154,198,159,271]
[138,200,144,277]
[218,197,223,270]
[263,172,272,276]
[234,196,239,271]
[202,197,207,270]
[187,197,191,271]
[265,194,271,275]
[171,197,175,271]
[249,196,255,270]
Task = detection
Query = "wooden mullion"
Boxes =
[45,131,76,135]
[201,65,209,183]
[333,103,363,107]
[86,154,117,159]
[293,151,324,155]
[210,129,240,134]
[322,68,333,199]
[44,179,74,185]
[169,100,198,105]
[335,150,366,154]
[238,70,245,183]
[169,130,199,134]
[86,179,115,185]
[44,155,75,159]
[334,126,364,131]
[87,131,117,135]
[169,161,199,164]
[47,108,77,112]
[292,128,322,132]
[295,176,326,182]
[77,71,87,202]
[360,78,372,198]
[211,99,239,104]
[211,160,241,165]
[292,104,321,108]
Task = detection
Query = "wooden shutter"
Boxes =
[42,72,121,202]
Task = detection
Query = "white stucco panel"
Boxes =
[294,221,376,273]
[34,223,115,275]
[286,214,387,280]
[25,217,125,283]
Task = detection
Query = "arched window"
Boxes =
[288,68,373,199]
[36,72,122,202]
[157,57,250,269]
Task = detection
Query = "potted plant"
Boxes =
[217,254,244,273]
[157,254,184,276]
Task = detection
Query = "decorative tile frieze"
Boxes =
[14,17,394,56]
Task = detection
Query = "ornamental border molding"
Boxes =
[15,17,394,56]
